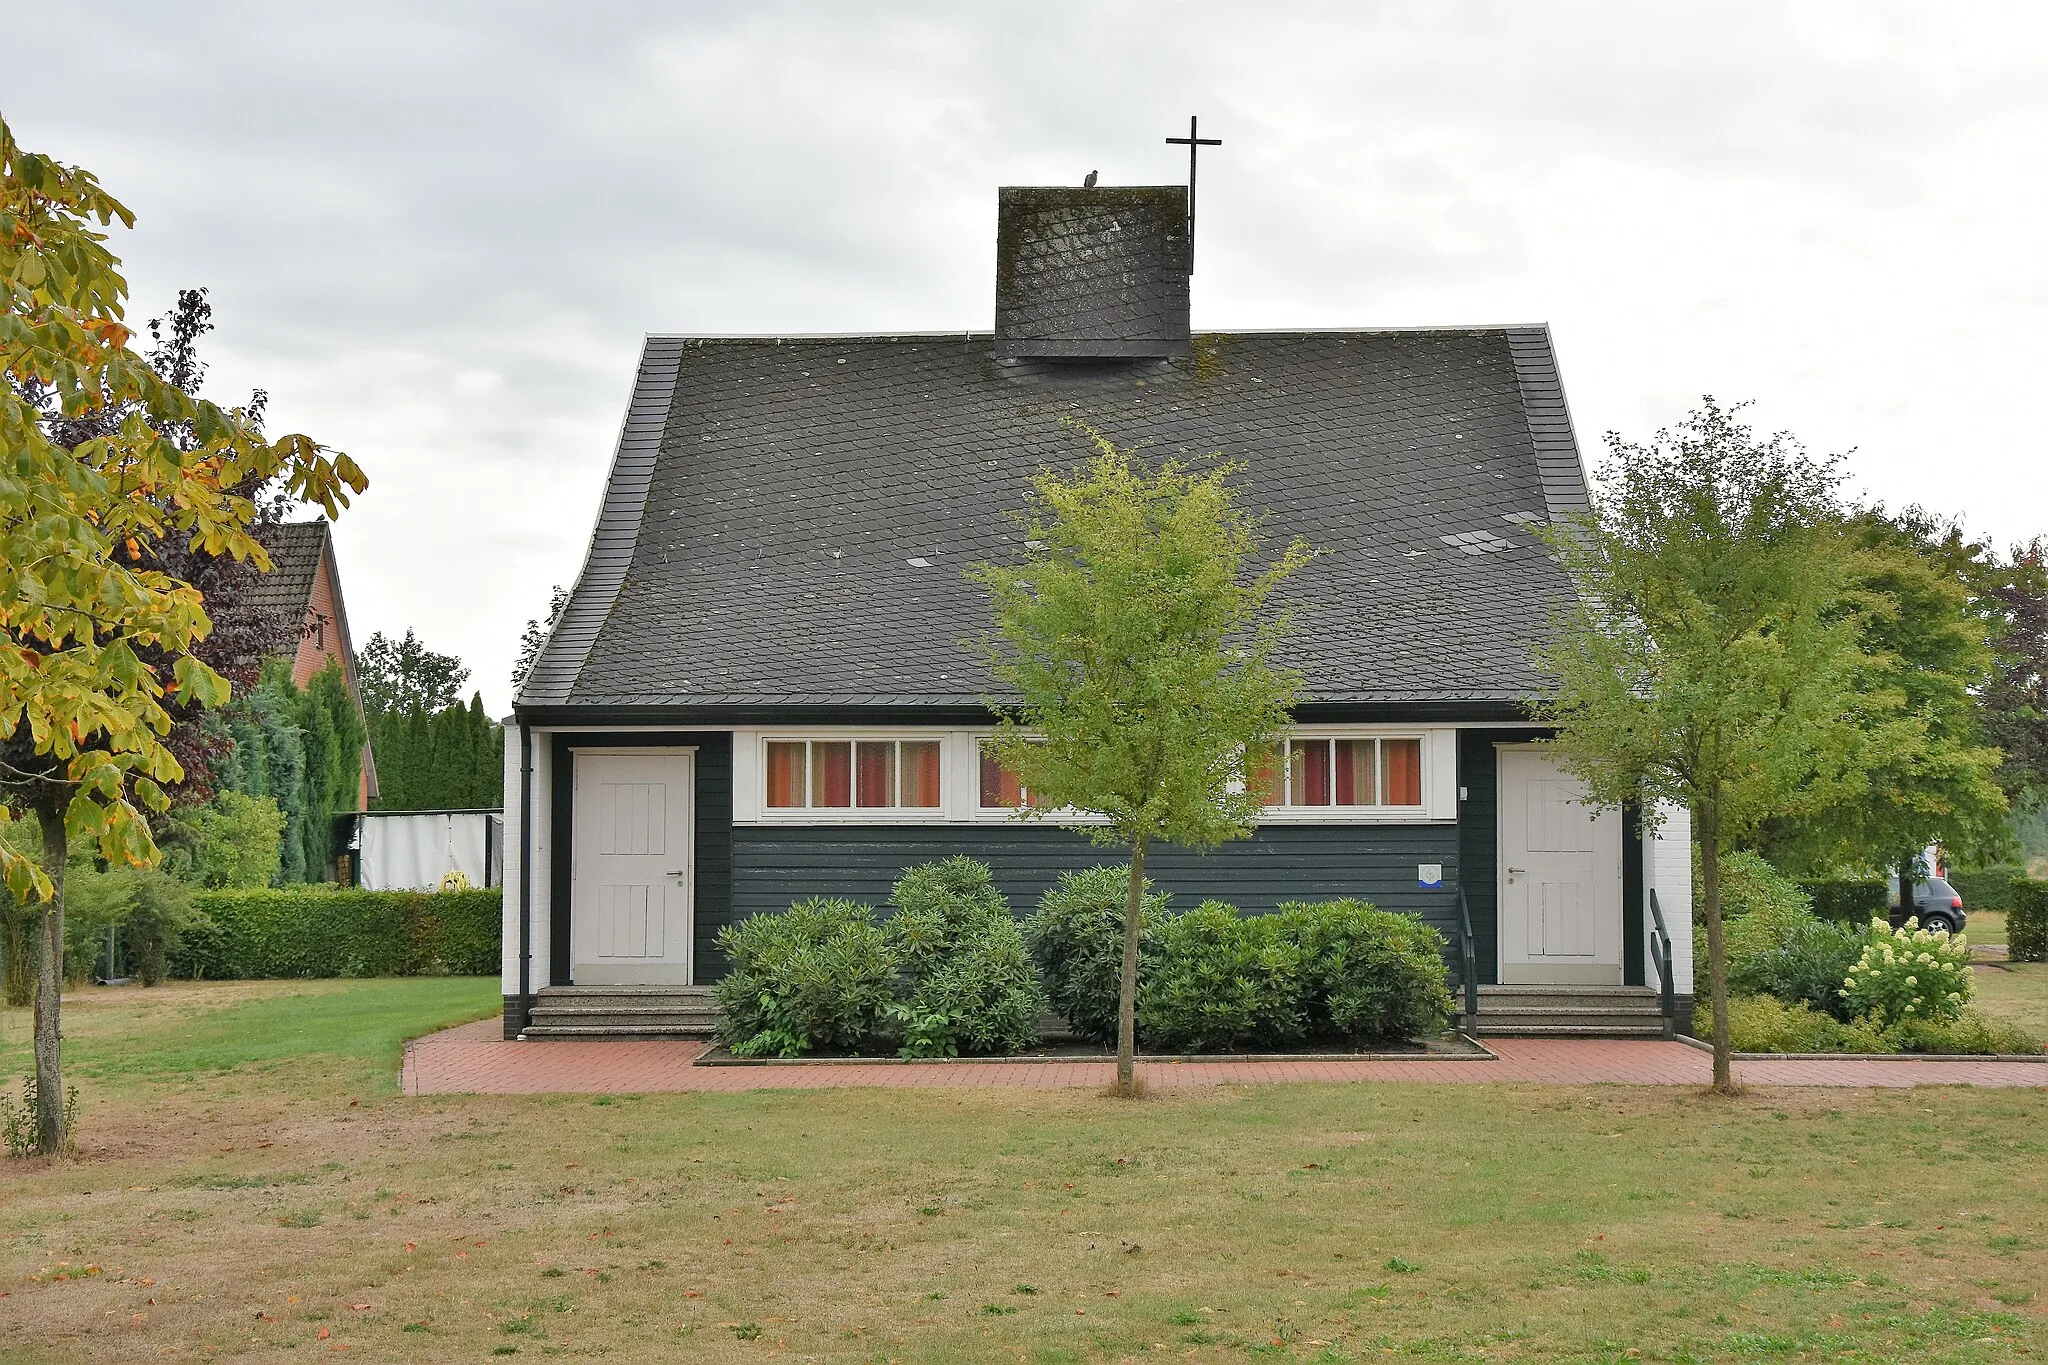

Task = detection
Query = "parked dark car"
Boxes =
[1884,874,1967,936]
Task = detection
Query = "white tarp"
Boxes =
[359,812,500,891]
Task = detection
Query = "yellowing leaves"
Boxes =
[1,111,365,893]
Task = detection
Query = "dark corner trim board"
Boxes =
[547,730,735,988]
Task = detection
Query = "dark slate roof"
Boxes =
[248,519,328,616]
[994,186,1190,359]
[518,326,1590,713]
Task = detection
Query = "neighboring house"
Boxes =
[502,183,1695,1041]
[251,518,379,810]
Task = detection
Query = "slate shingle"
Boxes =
[248,520,327,617]
[519,326,1590,712]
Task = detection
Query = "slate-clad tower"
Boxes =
[993,185,1190,360]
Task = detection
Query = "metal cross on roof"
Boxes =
[1165,114,1221,271]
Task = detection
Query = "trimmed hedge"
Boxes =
[1946,867,2024,913]
[170,888,500,979]
[2011,880,2048,963]
[1796,878,1889,925]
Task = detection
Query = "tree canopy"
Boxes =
[357,628,469,716]
[1536,399,1865,1091]
[0,113,365,1151]
[1758,506,2008,878]
[970,425,1309,1093]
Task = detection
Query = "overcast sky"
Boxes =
[9,2,2046,714]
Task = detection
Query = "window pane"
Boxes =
[766,741,806,808]
[979,743,1024,808]
[900,740,942,808]
[1248,741,1284,806]
[1290,739,1332,806]
[855,740,896,807]
[811,740,852,808]
[1382,738,1422,806]
[1334,738,1376,805]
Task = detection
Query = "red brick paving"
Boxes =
[400,1019,2048,1095]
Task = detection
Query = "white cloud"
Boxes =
[7,0,2045,712]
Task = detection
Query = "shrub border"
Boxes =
[1671,1035,2046,1062]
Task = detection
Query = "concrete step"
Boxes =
[524,986,726,1039]
[521,1023,718,1040]
[1472,1023,1671,1039]
[527,1011,722,1032]
[536,994,720,1002]
[1474,1007,1666,1027]
[1464,986,1671,1038]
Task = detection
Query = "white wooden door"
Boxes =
[572,750,695,985]
[1498,746,1622,985]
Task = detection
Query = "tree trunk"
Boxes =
[1115,837,1147,1098]
[1697,804,1739,1095]
[33,799,68,1154]
[1897,854,1916,927]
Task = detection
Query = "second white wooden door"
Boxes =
[572,750,695,985]
[1497,746,1623,985]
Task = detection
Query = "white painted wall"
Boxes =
[499,726,555,1000]
[499,724,521,996]
[1647,800,1694,995]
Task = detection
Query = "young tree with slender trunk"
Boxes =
[970,425,1309,1096]
[1,116,364,1152]
[1536,400,1864,1094]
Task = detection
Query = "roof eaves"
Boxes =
[516,337,688,706]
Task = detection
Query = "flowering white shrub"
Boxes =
[1839,918,1972,1026]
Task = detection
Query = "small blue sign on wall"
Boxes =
[1417,862,1444,889]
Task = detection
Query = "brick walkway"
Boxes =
[400,1019,2048,1095]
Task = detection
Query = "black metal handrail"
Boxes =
[1457,884,1479,1037]
[1648,888,1676,1040]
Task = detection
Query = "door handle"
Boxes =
[665,869,688,876]
[1507,867,1527,874]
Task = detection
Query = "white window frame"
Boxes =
[966,735,1112,825]
[1253,727,1457,825]
[728,726,1456,826]
[744,729,955,824]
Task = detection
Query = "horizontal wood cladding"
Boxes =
[720,823,1459,982]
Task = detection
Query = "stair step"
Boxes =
[528,1015,721,1032]
[1473,1024,1671,1039]
[521,1023,718,1039]
[535,987,718,999]
[528,1002,722,1016]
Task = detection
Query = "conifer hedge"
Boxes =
[170,888,499,979]
[2009,880,2048,963]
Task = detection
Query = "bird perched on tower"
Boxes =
[1083,169,1098,188]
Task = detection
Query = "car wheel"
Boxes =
[1920,911,1960,937]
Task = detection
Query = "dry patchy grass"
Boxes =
[0,981,2043,1364]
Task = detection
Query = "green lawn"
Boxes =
[1,980,2043,1364]
[1972,961,2048,1039]
[1970,911,2009,949]
[0,976,498,1094]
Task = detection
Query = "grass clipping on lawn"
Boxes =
[0,980,2041,1363]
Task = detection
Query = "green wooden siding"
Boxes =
[719,823,1458,982]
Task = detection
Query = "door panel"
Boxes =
[573,751,694,985]
[1499,747,1622,985]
